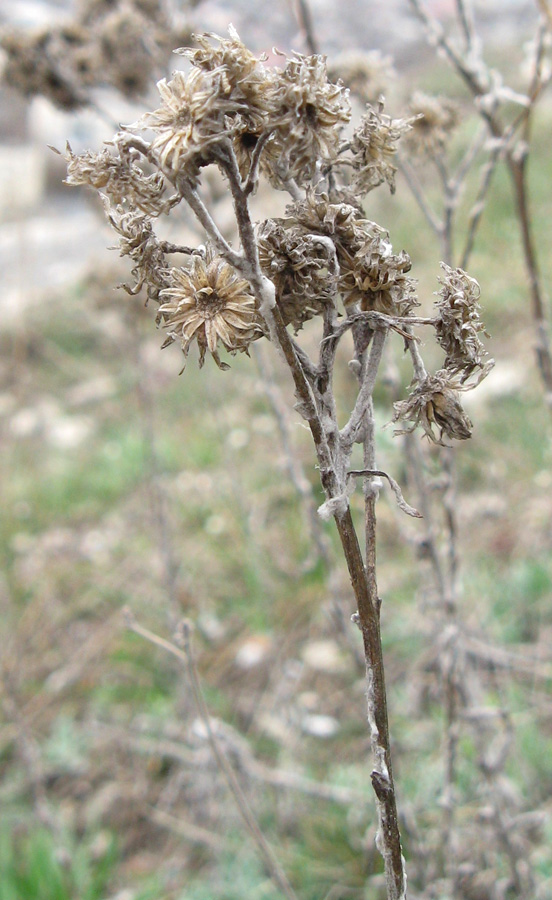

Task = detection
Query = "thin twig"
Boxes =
[124,611,299,900]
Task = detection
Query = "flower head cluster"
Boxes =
[257,219,337,331]
[349,102,413,195]
[156,251,261,370]
[0,0,183,108]
[393,371,473,445]
[434,263,490,381]
[405,92,459,158]
[64,144,168,216]
[286,190,418,316]
[265,54,351,186]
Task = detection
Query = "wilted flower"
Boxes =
[105,202,169,304]
[0,26,91,109]
[64,144,168,215]
[287,190,416,315]
[265,54,351,186]
[435,263,490,380]
[257,219,337,331]
[350,102,412,195]
[95,7,160,98]
[141,68,237,179]
[157,251,261,369]
[393,371,473,444]
[287,188,363,242]
[328,50,395,106]
[404,92,459,158]
[341,230,418,315]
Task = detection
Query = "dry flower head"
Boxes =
[349,102,413,195]
[405,91,459,157]
[157,251,261,370]
[393,371,473,445]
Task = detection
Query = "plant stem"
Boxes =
[334,509,406,900]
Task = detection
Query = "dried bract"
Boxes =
[350,102,412,195]
[405,91,459,158]
[393,371,473,444]
[156,251,261,369]
[265,54,351,186]
[435,263,490,380]
[257,219,337,331]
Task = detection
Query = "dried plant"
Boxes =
[63,27,493,900]
[0,0,191,109]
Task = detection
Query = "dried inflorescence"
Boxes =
[64,143,168,216]
[266,53,351,186]
[349,102,413,195]
[328,50,395,107]
[435,263,491,380]
[105,203,170,304]
[156,250,262,370]
[286,190,418,316]
[62,26,490,447]
[0,0,188,107]
[405,91,459,158]
[257,219,337,331]
[393,371,473,444]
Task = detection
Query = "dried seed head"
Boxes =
[257,219,337,331]
[0,26,90,109]
[77,0,167,26]
[157,251,262,369]
[286,190,417,315]
[328,50,394,106]
[104,201,169,304]
[350,101,413,195]
[141,68,236,179]
[435,263,490,381]
[341,231,418,315]
[177,27,276,126]
[393,371,473,444]
[95,8,159,98]
[264,54,351,186]
[64,143,167,215]
[286,188,363,242]
[405,91,459,158]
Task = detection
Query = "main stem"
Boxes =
[334,508,406,899]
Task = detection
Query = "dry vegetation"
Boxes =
[1,2,552,899]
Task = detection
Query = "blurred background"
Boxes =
[1,2,551,899]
